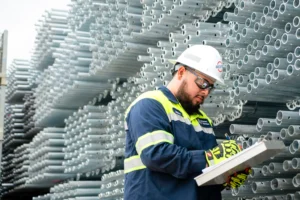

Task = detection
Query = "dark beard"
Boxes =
[175,80,200,115]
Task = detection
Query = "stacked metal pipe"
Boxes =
[25,128,73,187]
[6,59,35,103]
[31,9,71,70]
[1,149,15,190]
[88,0,156,80]
[12,144,30,188]
[3,104,29,149]
[49,180,102,200]
[224,0,300,109]
[63,80,134,174]
[23,94,42,138]
[33,31,112,127]
[229,109,300,199]
[98,170,124,200]
[68,0,101,31]
[33,194,51,200]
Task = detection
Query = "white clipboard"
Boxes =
[194,140,285,186]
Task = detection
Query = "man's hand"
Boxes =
[205,140,241,167]
[224,168,252,189]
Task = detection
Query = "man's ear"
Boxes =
[176,66,186,80]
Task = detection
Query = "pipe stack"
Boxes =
[225,0,300,108]
[33,194,51,200]
[31,9,71,70]
[230,109,300,199]
[12,144,30,188]
[98,170,124,200]
[49,180,102,200]
[6,59,35,103]
[23,94,42,138]
[63,80,135,174]
[1,150,15,192]
[88,0,156,80]
[33,31,111,127]
[139,0,234,35]
[63,105,114,174]
[3,104,29,150]
[68,0,101,31]
[25,128,73,187]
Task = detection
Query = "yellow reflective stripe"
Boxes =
[136,131,174,154]
[124,155,146,174]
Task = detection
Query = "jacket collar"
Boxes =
[158,86,179,104]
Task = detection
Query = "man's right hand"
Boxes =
[205,140,241,167]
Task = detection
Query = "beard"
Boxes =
[175,80,202,115]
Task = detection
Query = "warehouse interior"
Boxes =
[1,0,300,199]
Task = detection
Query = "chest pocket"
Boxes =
[196,118,214,135]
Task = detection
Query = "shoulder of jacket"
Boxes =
[125,90,166,117]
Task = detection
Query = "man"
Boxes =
[124,45,248,200]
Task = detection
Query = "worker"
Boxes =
[124,45,250,200]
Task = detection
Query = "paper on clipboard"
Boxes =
[194,140,285,186]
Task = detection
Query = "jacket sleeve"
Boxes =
[126,98,207,179]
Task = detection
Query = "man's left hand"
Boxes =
[223,168,252,189]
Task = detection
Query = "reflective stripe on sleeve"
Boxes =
[135,130,174,155]
[124,155,146,174]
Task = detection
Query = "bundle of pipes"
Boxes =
[32,194,51,200]
[224,0,300,108]
[5,59,36,103]
[1,149,15,191]
[88,0,157,80]
[139,0,235,35]
[68,0,102,31]
[63,81,136,174]
[25,128,74,187]
[31,9,71,70]
[98,170,124,200]
[63,105,115,174]
[47,180,102,200]
[23,94,42,138]
[229,109,300,198]
[3,104,29,149]
[12,144,30,188]
[33,31,112,127]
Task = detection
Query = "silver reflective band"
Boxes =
[202,127,214,135]
[124,121,128,131]
[136,131,174,154]
[168,113,191,124]
[194,125,204,132]
[124,155,146,174]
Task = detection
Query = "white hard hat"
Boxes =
[169,45,224,84]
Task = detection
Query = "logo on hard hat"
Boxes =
[216,61,223,72]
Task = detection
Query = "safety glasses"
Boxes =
[185,67,215,91]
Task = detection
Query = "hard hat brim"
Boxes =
[168,59,176,65]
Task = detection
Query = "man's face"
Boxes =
[176,68,215,115]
